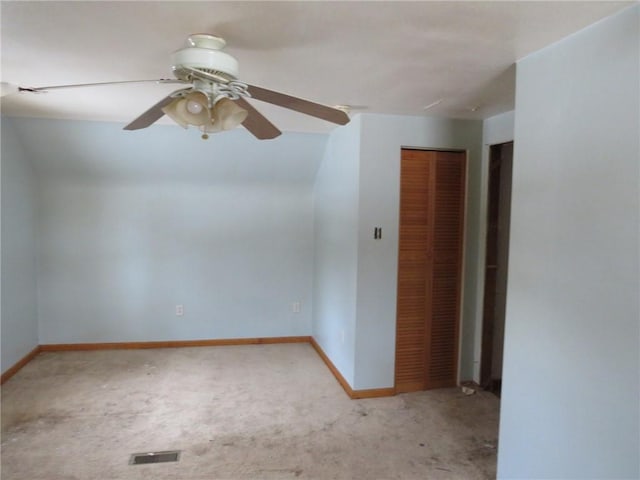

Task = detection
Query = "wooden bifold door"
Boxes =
[395,149,466,393]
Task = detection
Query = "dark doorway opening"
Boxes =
[480,141,513,397]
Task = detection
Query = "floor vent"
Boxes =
[129,451,181,465]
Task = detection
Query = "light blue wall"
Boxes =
[10,117,326,344]
[1,117,39,372]
[473,110,515,382]
[498,6,639,479]
[312,116,361,386]
[354,114,483,389]
[313,114,483,390]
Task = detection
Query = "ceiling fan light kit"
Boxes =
[8,33,350,140]
[160,89,248,136]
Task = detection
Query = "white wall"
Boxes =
[498,6,639,479]
[11,117,326,344]
[312,116,361,386]
[1,117,39,372]
[473,110,515,382]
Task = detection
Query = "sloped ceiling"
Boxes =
[1,1,632,134]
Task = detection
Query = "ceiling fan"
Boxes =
[8,34,351,140]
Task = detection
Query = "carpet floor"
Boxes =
[1,343,499,479]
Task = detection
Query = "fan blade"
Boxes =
[18,79,187,93]
[234,97,282,140]
[246,84,350,125]
[123,88,191,131]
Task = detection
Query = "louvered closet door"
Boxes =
[395,149,465,393]
[395,150,434,392]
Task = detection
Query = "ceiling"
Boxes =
[1,1,633,134]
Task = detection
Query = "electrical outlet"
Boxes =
[292,302,301,313]
[175,304,184,316]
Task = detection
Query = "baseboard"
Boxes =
[1,346,41,385]
[350,387,397,399]
[309,337,354,396]
[39,336,312,351]
[309,337,395,399]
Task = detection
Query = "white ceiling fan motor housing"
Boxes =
[171,34,239,82]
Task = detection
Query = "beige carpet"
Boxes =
[1,343,499,479]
